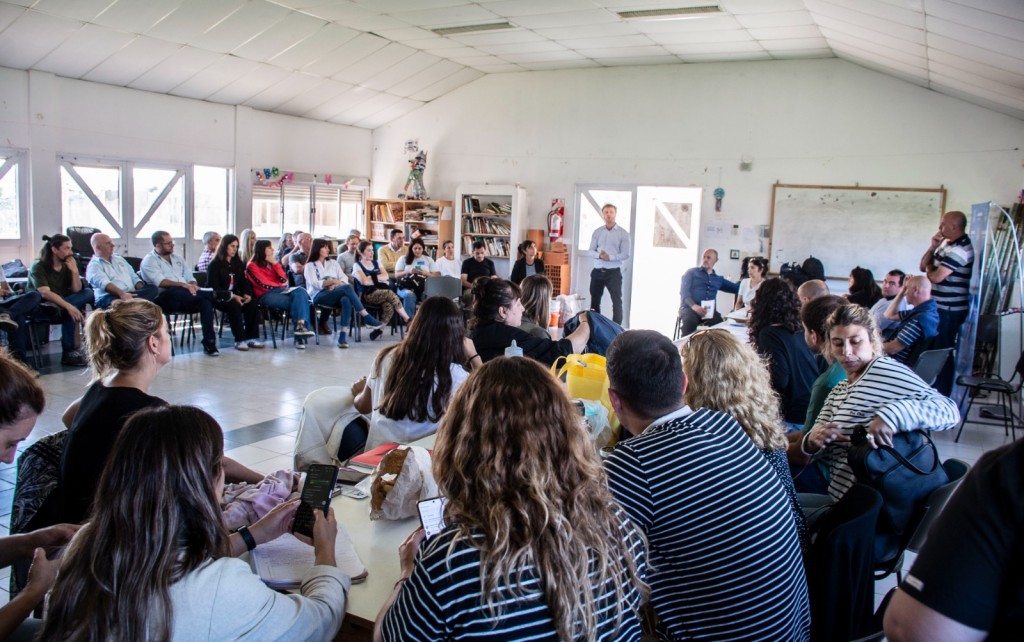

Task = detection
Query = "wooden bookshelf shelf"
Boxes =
[366,198,453,259]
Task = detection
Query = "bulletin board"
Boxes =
[768,183,947,280]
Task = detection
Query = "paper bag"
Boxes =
[368,446,437,521]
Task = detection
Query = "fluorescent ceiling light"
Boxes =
[431,22,515,36]
[618,6,721,21]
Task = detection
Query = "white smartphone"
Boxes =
[417,497,448,538]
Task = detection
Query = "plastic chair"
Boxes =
[911,347,953,387]
[954,350,1024,442]
[424,276,462,300]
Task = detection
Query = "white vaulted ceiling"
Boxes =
[0,0,1020,128]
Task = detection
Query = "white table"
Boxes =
[673,317,750,348]
[331,434,435,632]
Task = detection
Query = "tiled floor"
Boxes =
[3,330,1020,615]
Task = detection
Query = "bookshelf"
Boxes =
[455,184,528,277]
[366,199,453,259]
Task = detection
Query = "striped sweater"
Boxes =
[605,407,810,641]
[809,356,960,501]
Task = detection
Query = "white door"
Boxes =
[573,186,635,326]
[630,186,703,337]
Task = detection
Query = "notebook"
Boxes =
[348,442,401,472]
[251,523,367,589]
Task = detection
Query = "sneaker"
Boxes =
[370,328,383,341]
[317,321,332,335]
[234,341,250,351]
[295,339,306,350]
[61,349,88,367]
[247,339,265,349]
[294,322,315,337]
[362,314,383,328]
[0,313,17,333]
[202,341,220,357]
[337,334,349,349]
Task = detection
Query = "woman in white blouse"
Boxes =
[435,240,461,279]
[394,238,439,302]
[735,256,768,311]
[304,237,382,348]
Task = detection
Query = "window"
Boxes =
[59,157,233,257]
[0,153,25,240]
[134,167,185,239]
[61,163,122,237]
[194,166,231,239]
[251,179,365,240]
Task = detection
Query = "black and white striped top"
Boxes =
[380,512,648,641]
[930,235,974,312]
[605,407,811,642]
[812,356,960,501]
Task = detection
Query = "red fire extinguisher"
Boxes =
[548,198,565,243]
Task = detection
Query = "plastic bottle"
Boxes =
[505,340,523,357]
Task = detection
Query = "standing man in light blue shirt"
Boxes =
[587,203,630,325]
[86,233,158,309]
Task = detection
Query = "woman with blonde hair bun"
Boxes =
[56,299,262,526]
[680,329,808,549]
[375,357,649,641]
[518,273,552,339]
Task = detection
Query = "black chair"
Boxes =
[123,256,143,273]
[907,458,971,553]
[23,303,64,369]
[65,226,100,273]
[912,347,953,387]
[954,350,1024,442]
[255,302,279,349]
[806,484,883,642]
[424,276,462,301]
[312,301,339,346]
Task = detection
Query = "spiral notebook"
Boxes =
[251,523,367,589]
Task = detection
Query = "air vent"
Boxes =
[617,6,721,19]
[431,22,515,36]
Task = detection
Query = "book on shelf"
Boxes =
[372,202,401,223]
[371,222,385,239]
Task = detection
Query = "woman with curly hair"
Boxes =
[748,277,820,428]
[846,266,882,308]
[374,357,649,642]
[681,329,808,550]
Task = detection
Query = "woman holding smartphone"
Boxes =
[374,357,649,641]
[42,405,348,641]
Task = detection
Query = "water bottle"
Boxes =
[229,273,235,291]
[505,340,523,357]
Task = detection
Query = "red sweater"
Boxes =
[246,261,287,298]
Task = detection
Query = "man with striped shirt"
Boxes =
[883,275,939,365]
[604,330,810,641]
[920,210,974,392]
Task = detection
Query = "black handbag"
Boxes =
[847,426,949,562]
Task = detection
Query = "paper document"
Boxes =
[701,299,715,320]
[251,525,367,589]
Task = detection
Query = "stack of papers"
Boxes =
[251,525,367,589]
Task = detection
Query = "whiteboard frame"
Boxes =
[768,183,947,280]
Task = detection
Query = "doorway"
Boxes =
[572,184,703,335]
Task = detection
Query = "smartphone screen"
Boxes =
[417,497,448,538]
[293,464,339,538]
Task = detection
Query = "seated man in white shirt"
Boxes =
[86,233,158,309]
[870,269,909,338]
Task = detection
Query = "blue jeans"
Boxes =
[313,287,355,327]
[397,287,416,319]
[0,291,42,359]
[60,289,94,352]
[260,288,311,328]
[95,284,159,310]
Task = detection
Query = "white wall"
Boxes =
[372,58,1024,285]
[0,68,372,260]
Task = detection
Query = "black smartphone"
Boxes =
[293,464,339,538]
[417,496,448,539]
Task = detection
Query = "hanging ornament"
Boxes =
[324,174,333,185]
[263,168,271,179]
[713,187,725,212]
[271,167,279,177]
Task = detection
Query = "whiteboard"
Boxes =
[769,184,946,280]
